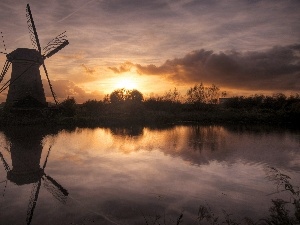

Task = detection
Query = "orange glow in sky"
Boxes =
[0,1,299,103]
[113,74,138,90]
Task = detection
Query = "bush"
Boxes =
[59,97,77,117]
[80,100,105,117]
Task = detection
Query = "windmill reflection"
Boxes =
[0,127,68,225]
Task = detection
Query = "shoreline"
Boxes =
[0,109,299,130]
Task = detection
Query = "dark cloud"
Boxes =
[1,0,300,100]
[132,44,300,92]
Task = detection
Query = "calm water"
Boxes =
[0,125,299,225]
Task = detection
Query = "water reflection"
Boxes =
[0,127,68,225]
[188,125,226,152]
[0,124,299,224]
[142,125,300,170]
[48,124,300,169]
[109,126,144,137]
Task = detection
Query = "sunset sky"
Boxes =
[0,0,299,103]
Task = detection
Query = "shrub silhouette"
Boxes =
[59,97,77,117]
[109,88,143,104]
[80,99,105,117]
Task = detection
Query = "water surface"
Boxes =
[0,125,299,224]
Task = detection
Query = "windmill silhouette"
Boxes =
[0,127,69,225]
[0,4,69,107]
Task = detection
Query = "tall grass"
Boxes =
[141,167,299,225]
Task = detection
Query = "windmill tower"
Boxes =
[0,4,69,108]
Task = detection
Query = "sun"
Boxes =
[115,76,137,90]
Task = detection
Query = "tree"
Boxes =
[162,88,181,103]
[126,89,143,103]
[109,88,143,104]
[110,88,126,104]
[205,84,220,104]
[108,89,144,116]
[186,83,206,104]
[186,83,221,104]
[81,99,104,117]
[103,94,110,104]
[59,97,77,117]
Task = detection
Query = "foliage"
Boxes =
[107,88,145,119]
[41,91,300,125]
[186,83,220,105]
[80,99,105,117]
[223,93,300,112]
[103,94,110,104]
[192,168,300,225]
[139,167,300,225]
[109,88,143,104]
[265,167,300,224]
[128,89,144,102]
[110,89,126,103]
[142,211,184,225]
[59,97,77,117]
[2,86,299,126]
[162,88,182,103]
[143,97,182,113]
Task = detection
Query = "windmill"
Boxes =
[0,143,69,225]
[0,4,69,108]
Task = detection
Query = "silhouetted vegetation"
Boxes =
[108,88,144,114]
[186,83,223,105]
[223,93,300,111]
[193,168,300,225]
[0,84,299,126]
[110,88,144,104]
[77,99,105,118]
[59,97,77,117]
[142,167,300,225]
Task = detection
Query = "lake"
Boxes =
[0,125,299,224]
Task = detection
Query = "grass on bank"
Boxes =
[141,167,299,225]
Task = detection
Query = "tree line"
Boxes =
[57,83,300,126]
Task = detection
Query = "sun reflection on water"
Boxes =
[0,125,299,224]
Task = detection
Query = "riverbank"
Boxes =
[1,92,299,127]
[0,107,299,128]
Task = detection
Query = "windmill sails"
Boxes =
[0,4,69,107]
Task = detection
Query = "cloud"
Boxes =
[130,44,300,92]
[100,0,170,16]
[81,64,95,74]
[57,0,96,23]
[1,0,300,99]
[43,79,83,98]
[42,79,103,102]
[109,61,134,74]
[46,61,100,84]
